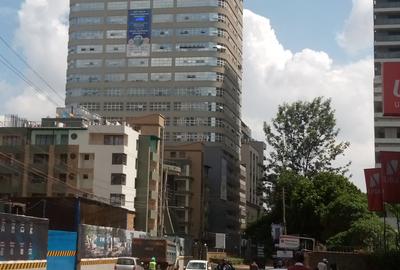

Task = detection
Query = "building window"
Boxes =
[153,14,174,23]
[105,88,122,97]
[110,193,125,206]
[104,73,125,82]
[104,102,124,111]
[177,0,218,7]
[176,42,217,52]
[153,0,173,8]
[35,135,55,145]
[151,73,172,81]
[59,154,68,165]
[152,29,173,37]
[105,59,126,68]
[60,134,69,145]
[70,31,103,40]
[107,30,127,39]
[128,58,149,67]
[149,102,170,111]
[107,16,127,24]
[176,13,218,22]
[112,153,127,165]
[75,45,103,54]
[84,154,90,160]
[33,154,49,164]
[151,58,172,67]
[83,174,89,180]
[30,174,45,184]
[127,73,148,82]
[126,102,147,111]
[107,1,128,10]
[59,173,67,182]
[175,57,217,66]
[104,135,124,145]
[130,0,150,9]
[80,103,100,111]
[2,136,20,146]
[152,44,173,52]
[70,16,104,25]
[111,173,126,185]
[106,44,126,53]
[71,2,105,11]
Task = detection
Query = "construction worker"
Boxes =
[149,257,157,270]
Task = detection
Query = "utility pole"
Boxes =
[282,187,287,235]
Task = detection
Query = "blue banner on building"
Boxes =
[0,213,48,261]
[127,9,152,57]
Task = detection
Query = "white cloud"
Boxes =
[4,87,56,120]
[1,0,69,120]
[336,0,373,54]
[243,10,374,191]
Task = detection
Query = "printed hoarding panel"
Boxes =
[383,62,400,116]
[380,151,400,203]
[215,233,226,249]
[127,9,151,57]
[364,168,384,212]
[79,224,137,259]
[0,213,48,261]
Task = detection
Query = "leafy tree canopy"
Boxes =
[264,97,350,178]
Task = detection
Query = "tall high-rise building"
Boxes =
[373,1,400,161]
[66,0,243,249]
[66,0,242,155]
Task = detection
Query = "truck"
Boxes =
[132,238,177,270]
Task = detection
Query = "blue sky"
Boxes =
[0,0,375,190]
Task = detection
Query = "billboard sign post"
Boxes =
[278,235,300,250]
[383,62,400,116]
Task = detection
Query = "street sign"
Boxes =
[278,235,300,250]
[215,233,226,249]
[277,250,293,258]
[257,245,264,257]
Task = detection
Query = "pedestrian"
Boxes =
[149,257,157,270]
[317,259,328,270]
[250,261,259,270]
[288,251,310,270]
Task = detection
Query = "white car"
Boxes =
[115,257,145,270]
[185,260,212,270]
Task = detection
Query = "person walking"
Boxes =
[288,252,310,270]
[149,257,157,270]
[317,259,328,270]
[250,261,259,270]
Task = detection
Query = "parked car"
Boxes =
[115,257,145,270]
[185,260,211,270]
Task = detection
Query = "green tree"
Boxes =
[263,97,350,177]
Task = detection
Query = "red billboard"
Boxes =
[383,62,400,116]
[380,151,400,203]
[364,168,384,212]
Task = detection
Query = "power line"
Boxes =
[0,35,65,102]
[0,54,62,106]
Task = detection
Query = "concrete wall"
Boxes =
[306,252,368,270]
[0,260,46,270]
[80,258,117,270]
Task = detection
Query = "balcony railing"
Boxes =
[375,34,400,41]
[375,51,400,58]
[375,2,400,9]
[375,18,400,25]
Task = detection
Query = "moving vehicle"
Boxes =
[185,260,211,270]
[132,238,177,270]
[115,257,145,270]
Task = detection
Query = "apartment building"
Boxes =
[0,115,139,214]
[374,0,400,159]
[164,142,208,240]
[240,122,265,224]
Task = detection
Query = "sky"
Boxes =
[0,0,374,191]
